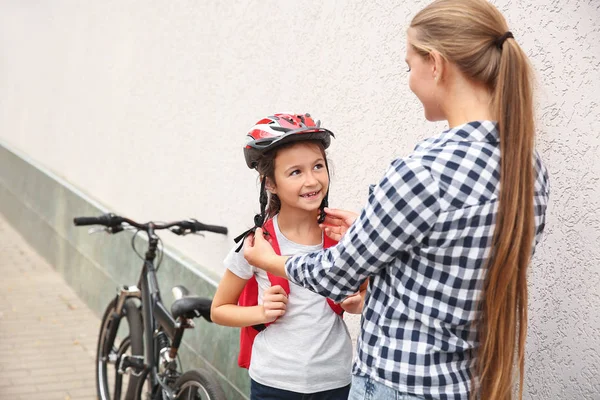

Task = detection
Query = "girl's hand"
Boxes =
[319,207,359,241]
[261,284,288,323]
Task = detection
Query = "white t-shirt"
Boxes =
[225,215,353,393]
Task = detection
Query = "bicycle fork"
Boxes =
[106,286,145,375]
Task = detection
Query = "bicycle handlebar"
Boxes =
[73,213,228,236]
[172,220,228,235]
[73,216,99,226]
[74,215,123,227]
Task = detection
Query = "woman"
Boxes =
[244,1,550,399]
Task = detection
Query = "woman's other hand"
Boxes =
[339,292,363,314]
[339,278,369,314]
[319,207,359,241]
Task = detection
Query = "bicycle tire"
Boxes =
[96,297,144,400]
[174,369,227,400]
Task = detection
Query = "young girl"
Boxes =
[211,113,365,400]
[243,1,550,400]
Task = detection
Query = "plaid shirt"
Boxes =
[286,121,550,400]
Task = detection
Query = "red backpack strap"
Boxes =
[262,218,291,297]
[238,275,260,368]
[322,234,344,315]
[237,218,292,369]
[327,298,344,315]
[262,218,281,253]
[323,232,338,249]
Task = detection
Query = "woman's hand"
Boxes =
[243,228,289,277]
[339,292,364,314]
[243,228,277,267]
[319,207,359,241]
[339,278,369,314]
[261,285,288,323]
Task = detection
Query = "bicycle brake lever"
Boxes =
[110,226,124,234]
[88,227,108,235]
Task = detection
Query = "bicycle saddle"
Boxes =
[171,285,213,322]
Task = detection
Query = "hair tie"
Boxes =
[495,31,514,49]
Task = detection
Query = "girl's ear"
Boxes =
[265,177,277,194]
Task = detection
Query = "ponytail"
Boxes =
[478,38,535,400]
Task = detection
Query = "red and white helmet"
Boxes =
[244,113,335,169]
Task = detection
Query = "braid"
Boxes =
[254,177,268,227]
[318,159,331,223]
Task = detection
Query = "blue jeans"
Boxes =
[251,379,351,400]
[349,375,426,400]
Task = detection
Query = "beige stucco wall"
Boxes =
[1,1,598,398]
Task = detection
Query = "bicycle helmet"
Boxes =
[244,113,335,169]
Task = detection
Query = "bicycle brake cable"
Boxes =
[155,236,165,272]
[131,229,145,261]
[177,352,183,373]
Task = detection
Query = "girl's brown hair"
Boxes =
[255,140,329,222]
[410,1,535,399]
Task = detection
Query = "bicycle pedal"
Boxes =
[118,355,145,376]
[107,352,119,364]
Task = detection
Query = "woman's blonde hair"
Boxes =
[410,1,535,399]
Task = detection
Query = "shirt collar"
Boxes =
[417,120,499,150]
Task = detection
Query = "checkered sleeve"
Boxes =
[533,151,551,249]
[286,158,442,303]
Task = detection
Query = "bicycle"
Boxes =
[73,213,228,400]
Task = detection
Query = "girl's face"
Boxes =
[406,28,445,122]
[269,142,329,215]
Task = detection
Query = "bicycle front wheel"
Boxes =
[174,369,226,400]
[96,297,144,400]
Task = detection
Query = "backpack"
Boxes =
[237,218,344,369]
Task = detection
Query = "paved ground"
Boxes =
[0,213,99,399]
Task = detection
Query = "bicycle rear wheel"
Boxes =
[174,369,226,400]
[96,297,144,400]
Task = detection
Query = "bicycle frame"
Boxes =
[110,224,190,399]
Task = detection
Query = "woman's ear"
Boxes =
[429,50,445,83]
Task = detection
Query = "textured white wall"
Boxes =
[0,1,598,398]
